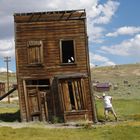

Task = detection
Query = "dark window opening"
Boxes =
[68,81,75,110]
[26,79,50,91]
[26,79,50,85]
[61,40,75,63]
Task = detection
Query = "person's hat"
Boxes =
[102,93,106,97]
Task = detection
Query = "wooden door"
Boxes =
[27,88,42,121]
[23,79,50,122]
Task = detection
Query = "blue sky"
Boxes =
[0,0,140,72]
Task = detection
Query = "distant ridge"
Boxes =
[91,63,140,83]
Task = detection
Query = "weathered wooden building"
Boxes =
[14,9,95,122]
[93,83,111,92]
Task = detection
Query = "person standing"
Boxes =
[95,93,117,121]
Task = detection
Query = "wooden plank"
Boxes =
[44,97,48,121]
[60,82,66,111]
[74,80,81,110]
[58,83,65,112]
[40,91,48,121]
[61,81,71,111]
[36,88,43,121]
[23,80,30,121]
[81,78,87,109]
[77,80,84,109]
[71,81,78,110]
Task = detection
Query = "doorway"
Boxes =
[23,79,51,121]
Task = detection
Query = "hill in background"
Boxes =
[0,63,140,99]
[91,63,140,99]
[0,72,16,84]
[0,72,17,98]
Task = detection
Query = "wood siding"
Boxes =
[0,82,5,96]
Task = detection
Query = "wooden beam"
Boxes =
[23,80,30,121]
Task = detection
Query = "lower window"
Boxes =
[58,78,86,111]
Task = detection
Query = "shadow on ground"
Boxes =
[0,110,20,122]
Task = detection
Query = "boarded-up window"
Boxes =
[60,40,75,64]
[58,78,87,111]
[27,41,43,64]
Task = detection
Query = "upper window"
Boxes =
[27,41,43,65]
[60,40,75,64]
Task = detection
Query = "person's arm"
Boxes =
[109,96,112,103]
[95,94,102,99]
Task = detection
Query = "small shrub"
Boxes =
[83,122,92,129]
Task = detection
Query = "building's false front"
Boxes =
[14,9,96,122]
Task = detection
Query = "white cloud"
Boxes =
[106,26,140,37]
[89,52,116,66]
[0,39,15,57]
[0,15,12,26]
[0,0,97,14]
[100,34,140,56]
[87,0,119,43]
[0,0,120,44]
[0,67,13,73]
[88,24,105,43]
[88,0,119,25]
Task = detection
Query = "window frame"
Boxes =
[60,39,76,65]
[58,78,87,112]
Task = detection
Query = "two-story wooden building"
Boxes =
[14,9,95,122]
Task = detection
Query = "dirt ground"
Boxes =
[0,119,125,129]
